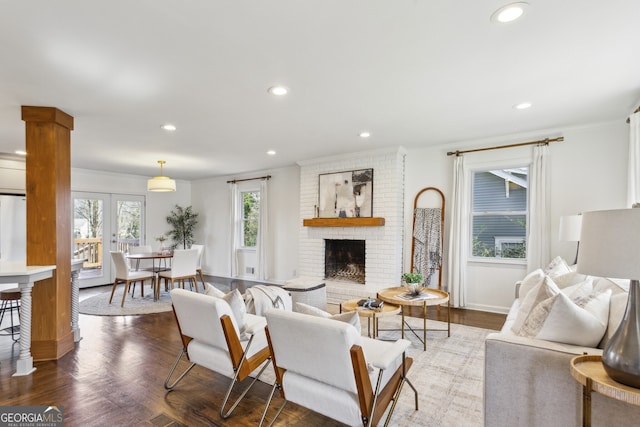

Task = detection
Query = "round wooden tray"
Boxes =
[570,354,640,406]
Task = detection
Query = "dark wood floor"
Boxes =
[0,283,506,426]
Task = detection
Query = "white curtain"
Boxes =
[527,144,550,271]
[447,155,469,308]
[628,112,640,207]
[229,182,239,277]
[257,179,269,281]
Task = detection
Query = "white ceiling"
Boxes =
[1,1,639,180]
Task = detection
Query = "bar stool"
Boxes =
[0,288,21,341]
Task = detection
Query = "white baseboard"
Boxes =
[463,302,510,315]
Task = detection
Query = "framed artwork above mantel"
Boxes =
[317,168,373,218]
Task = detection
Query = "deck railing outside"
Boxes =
[73,238,140,269]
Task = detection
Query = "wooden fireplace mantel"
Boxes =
[303,217,385,227]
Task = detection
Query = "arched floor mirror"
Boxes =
[409,187,445,290]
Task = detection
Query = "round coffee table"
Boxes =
[340,298,401,338]
[377,287,450,351]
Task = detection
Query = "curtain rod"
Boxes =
[446,136,564,157]
[226,175,271,184]
[626,106,640,123]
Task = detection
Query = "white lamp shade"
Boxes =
[558,214,582,242]
[576,208,640,280]
[147,176,176,192]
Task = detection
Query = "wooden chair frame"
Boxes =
[164,310,271,419]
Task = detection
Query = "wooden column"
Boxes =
[22,106,75,361]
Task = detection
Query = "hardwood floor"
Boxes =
[0,284,506,426]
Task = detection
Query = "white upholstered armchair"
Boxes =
[260,309,418,427]
[165,288,271,419]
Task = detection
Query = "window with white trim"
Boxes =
[240,190,260,248]
[471,167,528,259]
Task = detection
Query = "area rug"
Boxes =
[79,286,173,316]
[257,317,492,427]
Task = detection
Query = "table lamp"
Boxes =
[559,214,582,264]
[576,208,640,388]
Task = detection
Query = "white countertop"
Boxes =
[0,262,56,283]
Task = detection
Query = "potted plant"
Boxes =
[155,234,168,252]
[166,205,199,249]
[401,272,424,295]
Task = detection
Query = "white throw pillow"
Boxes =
[204,283,226,298]
[518,269,546,300]
[516,289,611,347]
[221,289,247,331]
[296,302,331,317]
[295,302,361,330]
[561,277,594,298]
[511,276,560,334]
[553,270,590,288]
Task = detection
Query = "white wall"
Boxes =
[0,163,191,267]
[71,168,192,245]
[0,158,25,194]
[1,119,628,312]
[0,194,26,261]
[190,165,300,283]
[403,120,629,312]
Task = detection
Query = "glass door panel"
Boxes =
[112,195,145,253]
[72,192,145,288]
[73,192,109,287]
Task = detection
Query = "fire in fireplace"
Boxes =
[324,239,365,284]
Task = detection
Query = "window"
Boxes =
[471,167,528,259]
[241,191,260,248]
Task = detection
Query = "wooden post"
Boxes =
[22,106,75,361]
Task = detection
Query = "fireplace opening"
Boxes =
[324,239,365,284]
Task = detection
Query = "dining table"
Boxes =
[126,251,173,300]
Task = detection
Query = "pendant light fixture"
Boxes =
[147,160,176,192]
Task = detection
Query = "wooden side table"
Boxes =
[340,298,401,338]
[377,287,450,351]
[570,354,640,427]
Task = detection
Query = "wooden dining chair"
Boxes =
[109,251,156,307]
[157,249,200,293]
[190,244,206,287]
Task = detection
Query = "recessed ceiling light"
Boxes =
[359,132,371,138]
[14,150,27,156]
[161,124,177,131]
[268,86,288,96]
[267,150,276,156]
[515,102,532,110]
[491,2,529,23]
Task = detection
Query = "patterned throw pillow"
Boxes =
[544,256,571,277]
[516,289,611,347]
[511,276,560,334]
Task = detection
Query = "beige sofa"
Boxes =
[484,263,640,426]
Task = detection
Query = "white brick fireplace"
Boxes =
[297,147,406,303]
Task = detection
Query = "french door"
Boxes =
[72,192,145,288]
